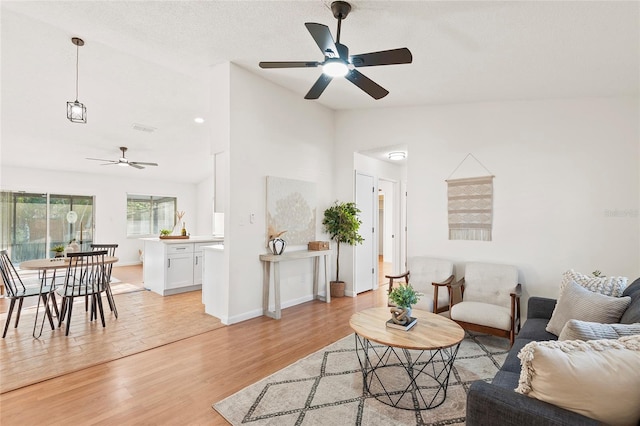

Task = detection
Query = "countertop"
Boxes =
[141,235,224,244]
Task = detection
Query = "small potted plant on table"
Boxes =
[51,245,66,258]
[389,283,422,321]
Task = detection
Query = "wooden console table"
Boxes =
[259,249,332,320]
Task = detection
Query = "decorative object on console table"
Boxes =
[267,228,287,255]
[322,201,364,297]
[308,241,329,251]
[268,238,286,255]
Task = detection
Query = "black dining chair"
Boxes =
[0,250,58,338]
[90,243,119,318]
[57,250,108,336]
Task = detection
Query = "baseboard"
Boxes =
[225,308,263,325]
[225,294,318,325]
[113,261,143,267]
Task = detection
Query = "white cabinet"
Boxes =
[142,237,223,296]
[193,242,211,286]
[167,244,194,289]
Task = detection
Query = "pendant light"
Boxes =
[67,37,86,123]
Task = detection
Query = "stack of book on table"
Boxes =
[386,317,417,331]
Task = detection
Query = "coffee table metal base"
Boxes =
[354,334,461,410]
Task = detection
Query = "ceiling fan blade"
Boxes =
[86,157,116,163]
[129,163,144,169]
[130,161,158,166]
[259,61,319,69]
[350,48,413,67]
[100,163,117,166]
[305,23,339,58]
[345,69,389,100]
[304,74,333,100]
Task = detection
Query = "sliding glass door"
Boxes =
[0,191,94,264]
[49,194,94,251]
[1,192,48,262]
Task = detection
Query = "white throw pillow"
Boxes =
[516,335,640,426]
[559,320,640,341]
[546,280,631,336]
[560,269,627,297]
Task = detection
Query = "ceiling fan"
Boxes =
[259,1,412,100]
[86,147,158,169]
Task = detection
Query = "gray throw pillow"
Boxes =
[546,280,631,336]
[620,278,640,324]
[559,319,640,341]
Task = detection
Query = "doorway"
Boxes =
[354,173,403,295]
[377,178,401,284]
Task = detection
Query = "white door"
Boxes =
[355,172,376,293]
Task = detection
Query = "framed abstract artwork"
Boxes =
[266,176,316,245]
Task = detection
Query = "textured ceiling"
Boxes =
[1,1,638,183]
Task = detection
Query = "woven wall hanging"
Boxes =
[446,154,494,241]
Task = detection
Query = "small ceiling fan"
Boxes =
[259,1,412,100]
[86,147,158,169]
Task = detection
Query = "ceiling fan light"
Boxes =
[117,161,128,167]
[322,59,349,77]
[388,151,406,161]
[66,100,87,123]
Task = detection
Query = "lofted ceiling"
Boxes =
[1,1,638,183]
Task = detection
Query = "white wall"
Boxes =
[1,166,198,265]
[195,173,214,236]
[336,97,640,312]
[222,64,335,323]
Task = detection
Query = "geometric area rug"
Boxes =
[213,332,510,425]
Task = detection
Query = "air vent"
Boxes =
[132,123,156,133]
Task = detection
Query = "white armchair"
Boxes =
[448,262,522,346]
[386,257,454,314]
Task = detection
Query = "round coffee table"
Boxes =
[349,307,465,410]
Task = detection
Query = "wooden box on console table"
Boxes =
[308,241,329,251]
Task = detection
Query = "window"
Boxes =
[0,191,94,263]
[127,194,177,236]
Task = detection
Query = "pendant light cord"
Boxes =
[75,43,80,101]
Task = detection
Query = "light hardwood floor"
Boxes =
[0,264,392,425]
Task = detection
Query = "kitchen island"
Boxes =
[142,236,224,296]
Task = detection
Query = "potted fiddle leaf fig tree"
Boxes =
[322,201,364,297]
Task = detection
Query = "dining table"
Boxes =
[20,255,119,338]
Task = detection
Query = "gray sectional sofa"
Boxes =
[466,278,640,426]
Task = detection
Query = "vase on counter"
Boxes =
[268,238,286,255]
